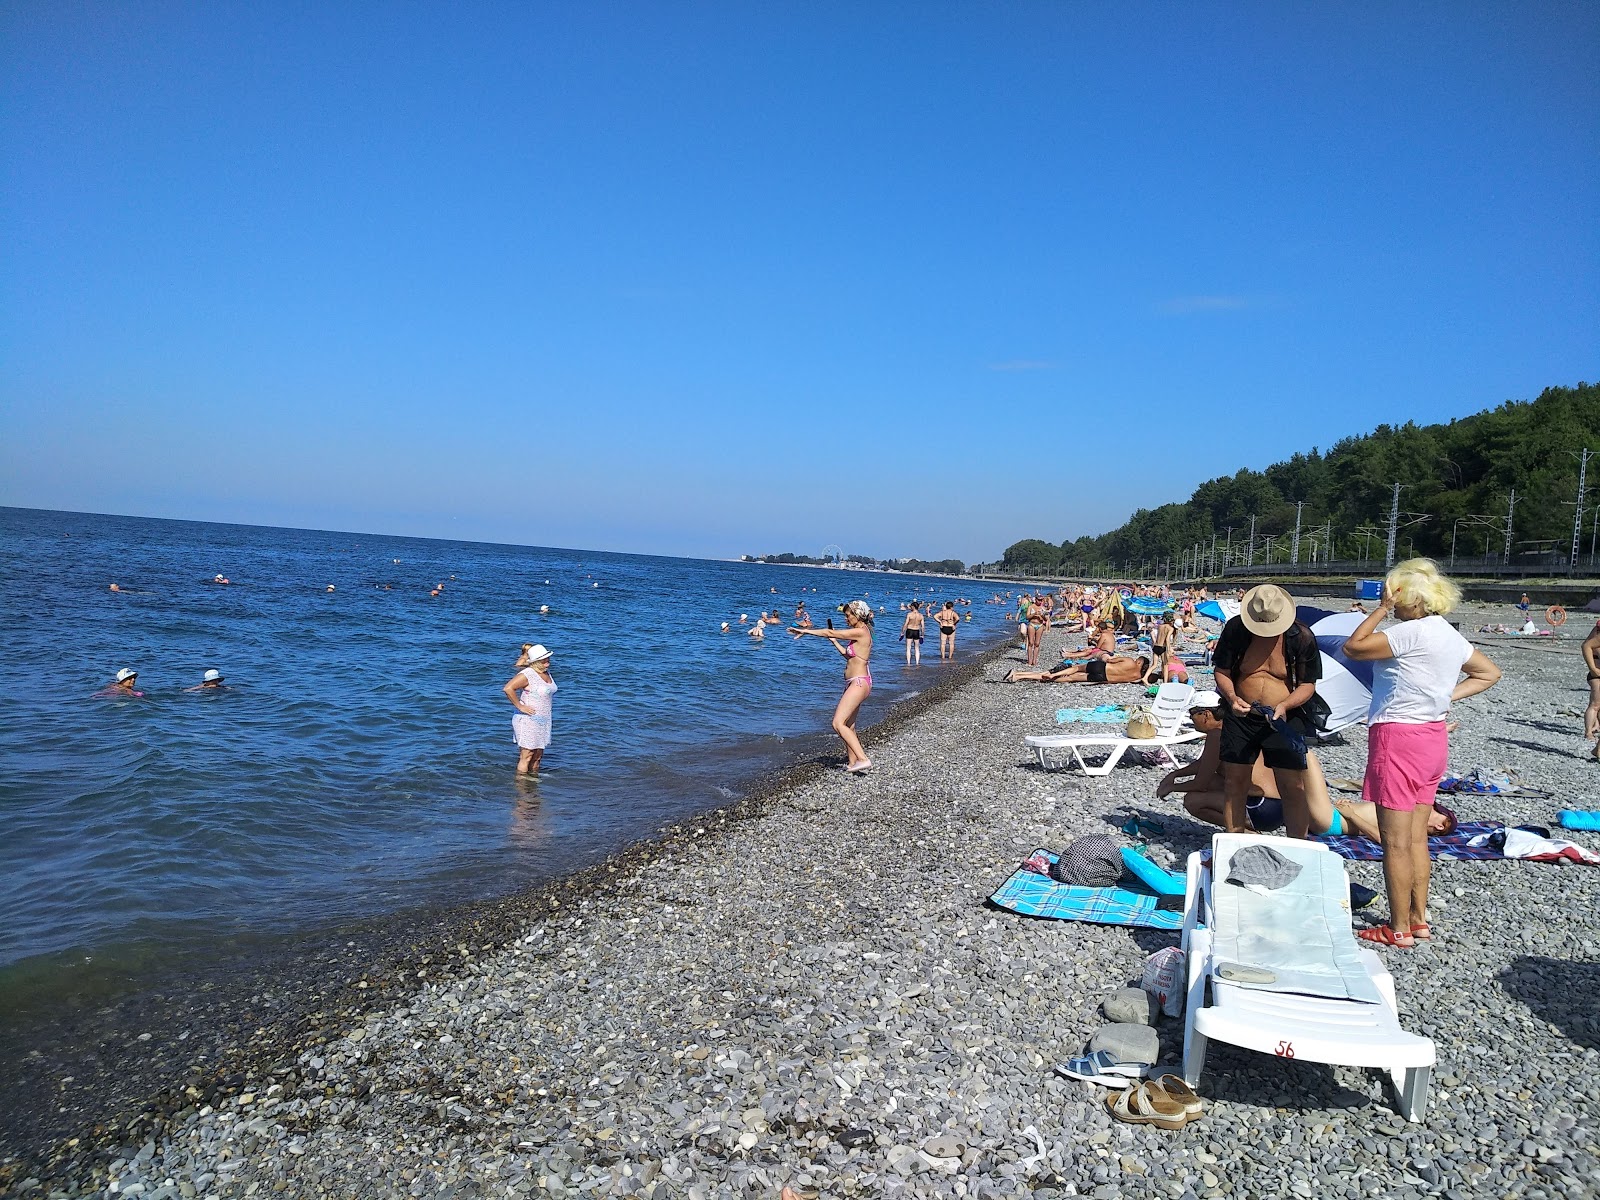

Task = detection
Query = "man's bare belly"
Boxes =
[1235,637,1292,707]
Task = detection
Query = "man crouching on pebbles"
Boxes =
[1212,584,1324,839]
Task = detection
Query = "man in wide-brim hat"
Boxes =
[1211,584,1325,837]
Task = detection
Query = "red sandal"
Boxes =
[1356,925,1415,948]
[1410,923,1432,940]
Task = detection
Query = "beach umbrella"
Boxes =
[1296,607,1373,735]
[1126,596,1171,616]
[1196,598,1238,623]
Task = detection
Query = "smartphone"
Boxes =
[827,618,834,629]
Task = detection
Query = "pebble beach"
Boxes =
[8,602,1600,1200]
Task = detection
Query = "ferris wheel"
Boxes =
[821,544,845,565]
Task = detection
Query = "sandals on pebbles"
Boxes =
[1106,1080,1196,1131]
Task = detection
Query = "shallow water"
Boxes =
[0,507,1007,1004]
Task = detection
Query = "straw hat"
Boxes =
[1240,584,1296,637]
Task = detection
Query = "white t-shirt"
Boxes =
[1368,614,1474,725]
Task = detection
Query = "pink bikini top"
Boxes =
[846,641,857,658]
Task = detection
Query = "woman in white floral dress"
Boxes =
[503,643,557,776]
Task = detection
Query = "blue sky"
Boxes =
[3,3,1596,565]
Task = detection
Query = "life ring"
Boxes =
[1546,605,1568,627]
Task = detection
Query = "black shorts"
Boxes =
[1220,707,1309,771]
[1086,658,1108,684]
[905,629,922,641]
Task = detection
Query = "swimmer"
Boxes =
[540,604,550,613]
[748,619,765,640]
[185,669,229,692]
[212,574,230,585]
[96,668,143,698]
[109,583,121,592]
[326,585,336,592]
[721,621,731,632]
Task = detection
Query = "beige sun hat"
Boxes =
[1240,584,1296,637]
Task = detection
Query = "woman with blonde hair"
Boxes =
[503,643,558,776]
[791,600,875,772]
[1343,559,1501,948]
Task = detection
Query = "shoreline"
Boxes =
[0,637,1018,1190]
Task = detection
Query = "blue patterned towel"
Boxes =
[1055,705,1131,725]
[1313,821,1507,862]
[989,849,1184,930]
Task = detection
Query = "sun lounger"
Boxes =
[1025,682,1202,775]
[1179,833,1435,1121]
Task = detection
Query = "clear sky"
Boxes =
[3,3,1597,565]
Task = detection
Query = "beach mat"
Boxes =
[988,848,1183,930]
[1314,821,1508,863]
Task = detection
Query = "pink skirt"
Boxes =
[1363,721,1448,811]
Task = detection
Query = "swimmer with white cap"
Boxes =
[96,668,144,698]
[186,669,229,692]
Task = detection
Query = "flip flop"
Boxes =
[1106,1082,1187,1131]
[1150,1075,1203,1118]
[1356,924,1415,948]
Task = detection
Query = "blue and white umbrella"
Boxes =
[1297,607,1373,735]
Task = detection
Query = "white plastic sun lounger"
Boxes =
[1025,682,1202,775]
[1180,833,1435,1121]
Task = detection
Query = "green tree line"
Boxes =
[1001,382,1600,572]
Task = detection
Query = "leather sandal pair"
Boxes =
[1106,1075,1203,1130]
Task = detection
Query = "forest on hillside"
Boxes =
[1001,382,1600,575]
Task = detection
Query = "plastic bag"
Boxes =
[1141,946,1185,1017]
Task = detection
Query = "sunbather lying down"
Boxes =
[1005,655,1150,685]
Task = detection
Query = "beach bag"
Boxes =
[1048,835,1124,887]
[1141,946,1186,1017]
[1126,707,1158,740]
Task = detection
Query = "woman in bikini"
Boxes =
[791,600,876,772]
[935,601,960,660]
[1583,619,1600,759]
[1024,595,1048,666]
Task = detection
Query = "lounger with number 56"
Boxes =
[1179,833,1436,1121]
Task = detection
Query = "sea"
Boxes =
[0,506,1009,1018]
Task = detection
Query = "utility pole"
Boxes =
[1247,515,1257,568]
[1224,527,1233,573]
[1570,449,1593,568]
[1503,489,1517,564]
[1385,483,1402,569]
[1292,501,1304,565]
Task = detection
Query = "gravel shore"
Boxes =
[10,603,1600,1199]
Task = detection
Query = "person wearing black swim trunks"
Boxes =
[901,601,926,666]
[1212,584,1323,839]
[1006,654,1149,684]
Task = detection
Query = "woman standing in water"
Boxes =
[503,643,558,776]
[791,600,875,773]
[935,601,960,660]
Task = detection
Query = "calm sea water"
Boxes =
[0,507,1006,1002]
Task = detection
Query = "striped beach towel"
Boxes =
[988,848,1183,930]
